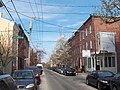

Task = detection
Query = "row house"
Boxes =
[68,15,120,73]
[18,24,29,70]
[0,13,29,74]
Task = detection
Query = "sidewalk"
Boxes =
[76,72,88,78]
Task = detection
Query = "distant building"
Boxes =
[68,15,120,73]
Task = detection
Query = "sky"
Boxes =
[0,0,102,63]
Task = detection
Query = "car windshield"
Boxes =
[25,67,39,74]
[98,71,113,77]
[13,71,33,79]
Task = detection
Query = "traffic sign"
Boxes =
[12,36,24,39]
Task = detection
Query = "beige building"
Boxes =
[0,13,19,73]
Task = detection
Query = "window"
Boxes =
[88,58,91,68]
[80,33,81,41]
[108,57,111,67]
[86,42,88,50]
[90,40,92,49]
[112,57,115,67]
[89,25,92,33]
[86,27,88,36]
[104,56,115,67]
[105,57,108,67]
[80,47,81,54]
[82,32,84,39]
[83,45,85,50]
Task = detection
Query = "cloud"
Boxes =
[57,19,68,22]
[66,21,84,28]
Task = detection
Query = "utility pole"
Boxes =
[28,17,32,66]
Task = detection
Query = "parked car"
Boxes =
[0,73,17,90]
[58,67,66,74]
[86,70,114,90]
[12,70,37,90]
[110,72,120,90]
[25,67,41,85]
[63,67,76,76]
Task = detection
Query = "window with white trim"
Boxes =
[80,46,81,54]
[86,42,88,50]
[80,33,81,41]
[104,56,115,67]
[89,25,92,33]
[82,31,84,39]
[90,40,92,49]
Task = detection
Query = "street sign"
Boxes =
[12,36,24,39]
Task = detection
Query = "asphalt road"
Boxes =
[39,69,97,90]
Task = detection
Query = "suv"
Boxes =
[0,73,17,90]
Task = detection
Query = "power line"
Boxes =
[32,30,73,33]
[33,41,58,42]
[10,0,28,34]
[28,0,36,17]
[1,0,14,21]
[18,11,91,15]
[13,0,99,8]
[7,7,79,30]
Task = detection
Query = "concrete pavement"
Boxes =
[77,72,88,78]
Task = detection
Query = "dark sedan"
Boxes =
[110,72,120,90]
[63,67,76,76]
[86,70,114,90]
[12,70,37,90]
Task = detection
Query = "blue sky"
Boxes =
[0,0,101,63]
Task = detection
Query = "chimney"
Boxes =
[0,12,3,18]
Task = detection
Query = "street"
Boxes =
[39,69,97,90]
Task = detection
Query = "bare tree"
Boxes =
[98,0,120,23]
[0,32,24,72]
[49,36,72,67]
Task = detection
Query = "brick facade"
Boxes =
[68,15,120,73]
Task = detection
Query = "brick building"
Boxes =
[18,24,29,70]
[68,15,120,73]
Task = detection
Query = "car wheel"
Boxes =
[86,79,89,85]
[97,82,101,90]
[112,86,117,90]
